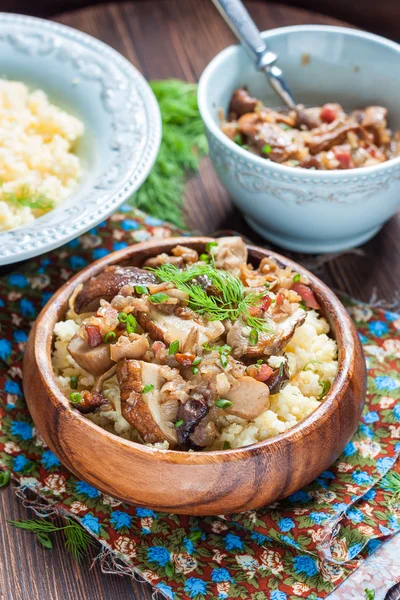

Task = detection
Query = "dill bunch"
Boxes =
[152,262,272,333]
[131,80,207,227]
[9,517,94,560]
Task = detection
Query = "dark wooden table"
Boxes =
[1,2,399,599]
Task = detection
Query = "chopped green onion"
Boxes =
[319,381,331,399]
[257,359,263,365]
[299,301,307,311]
[70,375,78,390]
[142,384,155,394]
[214,398,233,409]
[233,133,243,146]
[249,328,258,345]
[218,345,232,356]
[303,360,322,371]
[278,362,284,377]
[0,470,11,487]
[199,253,210,263]
[169,340,180,355]
[149,292,169,304]
[262,144,272,155]
[265,282,270,289]
[175,419,184,428]
[279,123,292,131]
[191,366,199,375]
[192,356,202,366]
[223,441,231,450]
[242,144,249,150]
[203,342,215,352]
[293,274,301,283]
[206,241,218,252]
[135,285,149,295]
[118,312,128,323]
[69,392,82,405]
[104,331,117,344]
[220,354,228,369]
[126,314,137,334]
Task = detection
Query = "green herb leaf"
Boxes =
[70,375,78,390]
[257,359,263,365]
[135,285,149,295]
[218,345,232,356]
[175,419,184,428]
[214,398,233,409]
[279,123,292,131]
[278,361,284,377]
[126,314,137,335]
[149,292,169,304]
[0,183,55,214]
[142,383,155,394]
[262,144,272,155]
[0,470,11,487]
[249,328,258,345]
[192,356,202,366]
[223,441,231,450]
[303,360,322,371]
[69,392,82,405]
[293,273,301,283]
[191,366,199,375]
[103,331,116,344]
[233,133,243,146]
[37,532,53,549]
[132,80,207,227]
[220,354,228,369]
[199,253,210,263]
[151,262,273,335]
[364,589,375,600]
[169,340,180,355]
[203,342,215,352]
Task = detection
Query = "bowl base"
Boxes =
[244,217,381,254]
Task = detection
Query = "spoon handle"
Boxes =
[210,0,277,70]
[211,0,297,109]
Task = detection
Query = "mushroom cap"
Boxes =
[223,376,270,420]
[67,334,114,376]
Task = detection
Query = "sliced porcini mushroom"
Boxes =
[117,359,178,447]
[227,308,306,358]
[74,266,158,314]
[109,334,149,362]
[212,236,248,276]
[223,376,270,420]
[176,395,209,446]
[67,334,114,376]
[143,254,184,269]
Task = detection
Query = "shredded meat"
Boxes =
[221,88,399,170]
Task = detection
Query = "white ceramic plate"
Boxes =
[0,13,161,265]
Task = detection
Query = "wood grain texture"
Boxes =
[23,237,366,515]
[1,1,398,598]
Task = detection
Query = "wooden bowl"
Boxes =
[23,238,366,515]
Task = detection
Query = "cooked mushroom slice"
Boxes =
[175,395,208,446]
[76,390,110,414]
[212,236,247,276]
[67,334,114,376]
[109,334,149,362]
[190,418,217,448]
[267,361,290,394]
[143,254,184,269]
[223,376,270,420]
[229,88,259,117]
[74,266,158,314]
[117,359,178,447]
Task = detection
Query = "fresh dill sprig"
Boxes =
[8,517,94,560]
[151,262,273,333]
[131,80,207,227]
[0,182,54,213]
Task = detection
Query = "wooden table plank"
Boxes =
[1,2,399,599]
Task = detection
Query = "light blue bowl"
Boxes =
[0,13,161,265]
[198,26,400,253]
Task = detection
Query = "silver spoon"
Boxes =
[211,0,297,110]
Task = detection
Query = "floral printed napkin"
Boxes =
[0,206,399,600]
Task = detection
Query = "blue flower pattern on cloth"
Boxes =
[75,481,101,498]
[110,511,132,530]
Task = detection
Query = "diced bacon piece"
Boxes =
[333,146,354,169]
[292,283,320,310]
[320,103,339,124]
[85,324,102,348]
[276,292,285,306]
[260,295,271,311]
[175,353,195,367]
